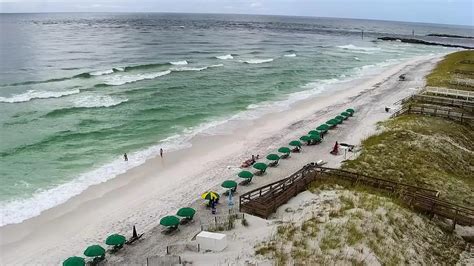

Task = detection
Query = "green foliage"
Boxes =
[343,115,474,205]
[426,50,474,91]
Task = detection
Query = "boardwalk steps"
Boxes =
[239,165,474,229]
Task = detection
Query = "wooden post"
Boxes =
[451,217,457,232]
[166,246,169,255]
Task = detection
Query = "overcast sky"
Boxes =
[1,0,473,26]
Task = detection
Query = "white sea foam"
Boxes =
[89,68,124,76]
[243,58,274,64]
[354,57,360,61]
[0,89,80,103]
[170,66,208,72]
[170,64,223,72]
[170,60,188,65]
[102,70,171,86]
[284,53,296,57]
[71,94,128,108]
[216,54,233,60]
[337,44,382,52]
[90,69,114,76]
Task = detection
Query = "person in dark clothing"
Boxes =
[123,153,128,161]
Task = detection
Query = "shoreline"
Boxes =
[0,54,444,264]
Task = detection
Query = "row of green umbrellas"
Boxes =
[234,108,355,182]
[160,207,197,228]
[64,235,125,266]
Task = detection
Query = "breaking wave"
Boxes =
[170,60,188,65]
[101,70,172,86]
[337,44,382,52]
[0,89,81,103]
[243,58,274,64]
[216,54,233,60]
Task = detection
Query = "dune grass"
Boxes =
[426,50,474,91]
[254,188,466,265]
[342,115,473,206]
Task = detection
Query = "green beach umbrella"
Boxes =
[266,154,280,161]
[299,135,311,142]
[238,171,254,179]
[221,180,238,189]
[308,130,319,135]
[340,112,350,119]
[63,256,85,266]
[177,207,196,219]
[201,191,219,200]
[310,134,321,142]
[105,234,126,246]
[160,216,180,227]
[317,124,329,131]
[289,140,302,147]
[278,147,291,154]
[335,115,344,121]
[334,117,343,124]
[253,162,268,171]
[346,108,355,114]
[83,245,105,258]
[326,119,337,126]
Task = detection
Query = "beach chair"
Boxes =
[91,255,105,265]
[254,170,265,176]
[179,217,193,225]
[239,179,252,186]
[291,147,301,153]
[268,161,278,167]
[162,226,179,235]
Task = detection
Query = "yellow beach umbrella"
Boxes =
[201,191,219,200]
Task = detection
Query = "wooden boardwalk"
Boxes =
[239,165,474,228]
[390,104,474,123]
[423,87,474,101]
[396,94,474,112]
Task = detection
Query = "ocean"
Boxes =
[0,13,471,226]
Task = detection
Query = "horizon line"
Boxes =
[0,11,473,28]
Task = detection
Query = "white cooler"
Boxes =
[196,231,227,252]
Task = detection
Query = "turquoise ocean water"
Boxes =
[0,13,471,225]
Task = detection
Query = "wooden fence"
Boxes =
[396,94,474,111]
[390,104,474,123]
[423,87,474,101]
[239,165,474,228]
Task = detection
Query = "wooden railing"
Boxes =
[239,164,319,218]
[395,94,474,111]
[390,104,474,123]
[239,165,474,228]
[423,87,474,101]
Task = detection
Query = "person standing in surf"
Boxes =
[160,148,163,158]
[124,153,128,161]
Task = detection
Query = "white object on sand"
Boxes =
[196,231,227,252]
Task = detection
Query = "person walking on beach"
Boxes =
[160,148,163,158]
[123,153,128,161]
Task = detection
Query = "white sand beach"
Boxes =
[0,54,444,265]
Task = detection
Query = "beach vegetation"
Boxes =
[342,115,473,206]
[426,50,474,91]
[254,189,465,265]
